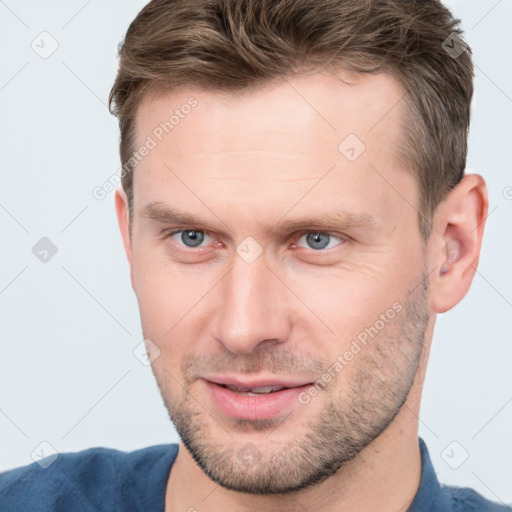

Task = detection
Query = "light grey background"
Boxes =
[1,0,511,505]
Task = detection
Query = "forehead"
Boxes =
[135,69,406,163]
[131,69,415,233]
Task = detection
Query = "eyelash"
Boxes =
[165,229,346,253]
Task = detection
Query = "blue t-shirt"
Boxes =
[0,438,509,511]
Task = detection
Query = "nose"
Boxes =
[210,250,292,354]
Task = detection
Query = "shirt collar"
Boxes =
[407,437,452,511]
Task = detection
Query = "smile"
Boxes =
[203,377,314,421]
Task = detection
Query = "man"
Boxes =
[1,0,509,510]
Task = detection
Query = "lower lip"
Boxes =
[204,380,311,421]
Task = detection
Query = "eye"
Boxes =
[165,229,345,253]
[295,232,345,251]
[168,229,211,248]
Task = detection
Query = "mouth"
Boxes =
[203,376,314,421]
[217,383,288,395]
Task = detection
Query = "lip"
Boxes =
[203,376,313,421]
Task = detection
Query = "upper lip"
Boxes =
[204,375,313,390]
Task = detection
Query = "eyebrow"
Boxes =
[141,201,376,234]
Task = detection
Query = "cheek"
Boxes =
[133,238,189,294]
[291,264,405,345]
[132,252,187,339]
[132,250,216,368]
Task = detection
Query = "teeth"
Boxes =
[248,386,275,394]
[225,385,285,394]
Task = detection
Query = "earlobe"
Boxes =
[429,174,488,314]
[114,187,135,289]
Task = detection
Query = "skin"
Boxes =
[115,68,488,512]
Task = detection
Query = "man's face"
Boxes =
[124,69,432,494]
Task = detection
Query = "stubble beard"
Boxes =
[152,274,430,495]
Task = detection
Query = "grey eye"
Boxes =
[305,232,331,250]
[178,230,205,247]
[296,232,344,251]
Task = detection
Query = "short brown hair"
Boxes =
[109,0,473,240]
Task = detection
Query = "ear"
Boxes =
[115,187,135,290]
[428,174,488,313]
